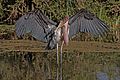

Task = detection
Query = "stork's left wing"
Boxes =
[68,8,109,38]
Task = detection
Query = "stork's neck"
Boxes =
[55,16,69,45]
[55,16,69,31]
[55,21,65,32]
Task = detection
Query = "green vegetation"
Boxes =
[0,0,120,80]
[0,0,119,25]
[0,52,120,80]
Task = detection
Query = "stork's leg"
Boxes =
[56,43,59,80]
[60,41,64,80]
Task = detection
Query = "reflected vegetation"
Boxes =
[0,52,120,80]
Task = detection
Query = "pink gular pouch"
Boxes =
[63,20,69,45]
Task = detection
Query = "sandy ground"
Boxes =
[0,40,120,52]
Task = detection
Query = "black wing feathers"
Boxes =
[69,8,109,38]
[16,9,57,42]
[16,8,109,42]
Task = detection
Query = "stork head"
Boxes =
[46,16,69,50]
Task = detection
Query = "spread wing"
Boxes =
[15,9,57,42]
[68,8,109,38]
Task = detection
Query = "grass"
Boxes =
[0,52,120,80]
[0,25,14,33]
[0,23,120,79]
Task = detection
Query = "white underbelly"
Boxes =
[55,28,61,42]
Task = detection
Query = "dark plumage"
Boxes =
[15,9,57,43]
[69,8,109,38]
[15,8,109,50]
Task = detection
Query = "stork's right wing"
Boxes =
[15,9,57,42]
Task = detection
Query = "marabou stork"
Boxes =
[15,8,109,80]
